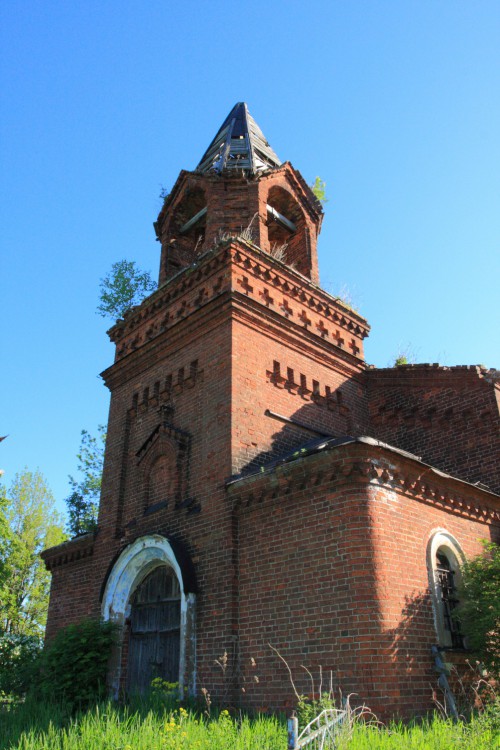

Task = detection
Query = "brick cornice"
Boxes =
[41,533,96,571]
[102,237,370,388]
[107,238,369,363]
[231,299,365,378]
[101,292,231,389]
[229,243,368,340]
[107,245,232,357]
[228,443,500,525]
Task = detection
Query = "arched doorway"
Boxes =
[126,565,181,694]
[101,535,196,698]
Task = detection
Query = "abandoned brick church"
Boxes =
[43,103,500,717]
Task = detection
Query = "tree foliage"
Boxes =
[0,632,41,697]
[0,470,66,637]
[0,486,11,593]
[458,541,500,678]
[97,259,157,321]
[65,426,106,537]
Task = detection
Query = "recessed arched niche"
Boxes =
[146,449,178,510]
[266,185,311,277]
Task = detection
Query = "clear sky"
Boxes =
[1,1,499,514]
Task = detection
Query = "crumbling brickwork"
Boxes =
[366,364,500,494]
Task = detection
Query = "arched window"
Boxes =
[427,531,465,649]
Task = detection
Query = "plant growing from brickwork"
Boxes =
[391,344,418,367]
[65,425,106,536]
[97,259,157,321]
[159,185,170,205]
[269,242,288,262]
[334,283,360,314]
[457,542,500,680]
[310,176,328,204]
[35,618,118,708]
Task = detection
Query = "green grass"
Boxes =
[0,701,285,750]
[343,714,500,749]
[1,698,498,749]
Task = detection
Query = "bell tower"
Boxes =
[109,102,369,476]
[154,102,323,285]
[43,103,370,701]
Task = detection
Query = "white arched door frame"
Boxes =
[102,535,196,697]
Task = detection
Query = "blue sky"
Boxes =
[1,1,499,514]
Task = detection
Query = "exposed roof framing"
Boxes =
[179,206,207,234]
[196,102,281,175]
[266,204,296,232]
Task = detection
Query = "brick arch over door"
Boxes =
[101,535,196,697]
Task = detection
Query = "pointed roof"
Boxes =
[196,102,282,174]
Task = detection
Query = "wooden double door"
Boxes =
[126,565,181,694]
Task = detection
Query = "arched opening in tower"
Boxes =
[266,186,310,277]
[164,186,207,278]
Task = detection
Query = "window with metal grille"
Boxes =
[435,552,464,649]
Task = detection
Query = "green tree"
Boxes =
[97,259,157,321]
[0,470,66,637]
[457,541,500,678]
[0,485,11,593]
[65,426,106,537]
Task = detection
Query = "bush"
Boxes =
[0,633,42,698]
[35,618,117,708]
[457,541,500,679]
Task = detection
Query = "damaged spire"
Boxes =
[196,102,282,175]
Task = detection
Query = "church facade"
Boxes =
[43,103,500,717]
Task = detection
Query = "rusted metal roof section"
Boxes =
[196,102,281,174]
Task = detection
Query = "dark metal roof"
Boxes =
[226,435,499,499]
[196,102,282,174]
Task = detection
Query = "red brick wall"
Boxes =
[95,307,238,691]
[231,314,368,474]
[230,442,500,718]
[367,365,500,494]
[43,537,97,640]
[368,460,494,716]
